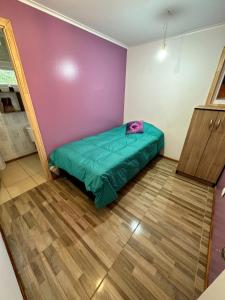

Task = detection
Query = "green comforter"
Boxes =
[49,122,164,208]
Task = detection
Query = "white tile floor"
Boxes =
[0,154,47,205]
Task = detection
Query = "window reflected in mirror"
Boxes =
[0,29,24,113]
[214,74,225,104]
[207,47,225,106]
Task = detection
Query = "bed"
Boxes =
[49,122,164,208]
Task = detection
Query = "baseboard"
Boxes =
[159,154,179,163]
[5,151,38,163]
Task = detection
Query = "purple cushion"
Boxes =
[126,120,144,134]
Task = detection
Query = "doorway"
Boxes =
[0,18,49,204]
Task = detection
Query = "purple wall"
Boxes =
[209,169,225,285]
[0,0,127,155]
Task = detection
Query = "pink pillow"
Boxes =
[126,120,144,134]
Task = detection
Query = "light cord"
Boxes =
[162,9,173,49]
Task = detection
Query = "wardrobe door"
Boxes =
[195,111,225,183]
[177,109,218,176]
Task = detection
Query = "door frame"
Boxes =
[0,17,50,179]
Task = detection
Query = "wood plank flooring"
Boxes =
[0,157,213,300]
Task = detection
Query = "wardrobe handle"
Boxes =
[209,119,214,128]
[216,119,221,129]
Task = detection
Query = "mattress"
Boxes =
[49,122,164,208]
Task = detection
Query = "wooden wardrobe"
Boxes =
[177,106,225,185]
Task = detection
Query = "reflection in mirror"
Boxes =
[214,75,225,104]
[207,47,225,106]
[0,28,36,162]
[0,29,24,113]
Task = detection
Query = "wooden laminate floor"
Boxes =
[0,157,213,300]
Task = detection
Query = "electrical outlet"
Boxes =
[222,188,225,198]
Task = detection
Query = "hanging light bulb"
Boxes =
[157,44,167,61]
[157,9,173,61]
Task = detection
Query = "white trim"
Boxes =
[17,0,225,49]
[130,22,225,48]
[17,0,127,48]
[179,22,225,37]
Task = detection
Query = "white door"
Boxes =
[198,271,225,300]
[0,233,23,300]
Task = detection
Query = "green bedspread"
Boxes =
[49,122,164,208]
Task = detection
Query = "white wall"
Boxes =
[0,233,23,300]
[124,24,225,160]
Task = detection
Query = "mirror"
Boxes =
[0,29,24,113]
[206,47,225,106]
[0,17,49,178]
[214,72,225,104]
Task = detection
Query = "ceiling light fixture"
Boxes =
[157,9,173,61]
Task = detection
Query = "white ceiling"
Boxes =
[20,0,225,46]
